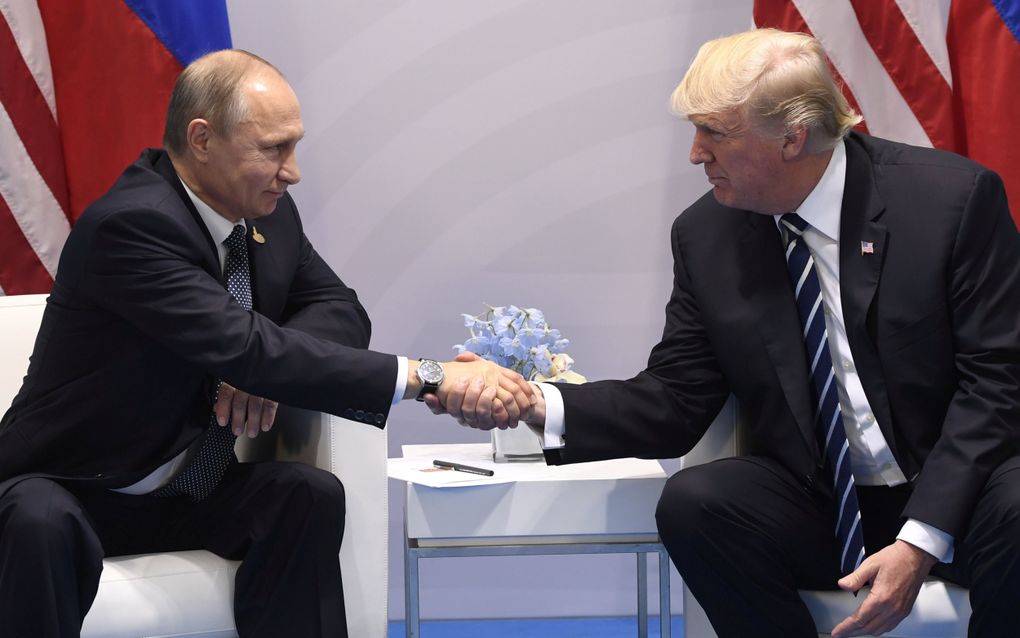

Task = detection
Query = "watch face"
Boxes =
[418,359,444,384]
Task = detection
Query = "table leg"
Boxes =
[637,552,649,638]
[658,545,671,638]
[404,536,420,638]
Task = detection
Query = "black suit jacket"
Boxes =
[546,132,1020,538]
[0,149,398,488]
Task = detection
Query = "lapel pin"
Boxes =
[860,240,874,255]
[252,226,266,244]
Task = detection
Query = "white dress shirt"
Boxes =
[541,141,953,562]
[115,179,407,494]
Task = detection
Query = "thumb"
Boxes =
[838,562,874,593]
[454,351,480,362]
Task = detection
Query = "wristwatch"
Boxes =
[415,358,445,401]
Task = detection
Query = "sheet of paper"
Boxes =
[389,443,666,487]
[387,451,512,488]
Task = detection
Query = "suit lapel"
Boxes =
[150,150,221,279]
[838,136,899,461]
[245,222,279,313]
[739,212,819,455]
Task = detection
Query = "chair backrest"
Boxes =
[0,294,48,413]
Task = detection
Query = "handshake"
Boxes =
[406,352,545,431]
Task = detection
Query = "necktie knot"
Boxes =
[224,224,247,253]
[781,213,808,237]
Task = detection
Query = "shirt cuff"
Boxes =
[536,382,566,448]
[897,518,955,563]
[393,356,408,405]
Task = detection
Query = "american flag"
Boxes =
[754,0,1020,229]
[0,1,230,295]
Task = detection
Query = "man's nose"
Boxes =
[279,150,301,185]
[690,133,712,165]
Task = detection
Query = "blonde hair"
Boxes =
[671,28,861,151]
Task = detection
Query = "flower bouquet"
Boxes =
[454,305,585,461]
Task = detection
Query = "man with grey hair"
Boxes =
[0,49,533,637]
[475,27,1020,637]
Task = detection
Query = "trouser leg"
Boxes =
[186,462,348,638]
[0,478,104,638]
[656,456,841,638]
[934,457,1020,638]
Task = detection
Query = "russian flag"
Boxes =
[755,0,1020,228]
[0,0,231,294]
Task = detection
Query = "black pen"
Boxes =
[433,459,495,477]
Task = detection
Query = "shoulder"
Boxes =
[848,132,994,194]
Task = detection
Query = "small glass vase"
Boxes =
[491,425,544,463]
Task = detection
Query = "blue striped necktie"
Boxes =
[154,224,252,501]
[781,213,865,576]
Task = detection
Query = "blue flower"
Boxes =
[454,305,579,381]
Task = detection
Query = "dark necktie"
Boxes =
[781,213,865,575]
[154,224,252,501]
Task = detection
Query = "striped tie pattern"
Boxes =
[154,224,251,501]
[781,213,865,576]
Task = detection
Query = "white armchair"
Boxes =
[0,294,388,638]
[681,398,970,638]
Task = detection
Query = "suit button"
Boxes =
[803,475,815,492]
[355,410,365,421]
[343,408,354,419]
[375,413,384,424]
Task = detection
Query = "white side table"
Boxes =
[391,443,672,638]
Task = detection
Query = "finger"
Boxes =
[490,398,512,430]
[454,351,479,362]
[473,383,499,430]
[231,389,250,435]
[245,395,264,438]
[261,400,278,432]
[446,378,470,422]
[214,384,235,427]
[838,561,876,594]
[499,371,535,413]
[423,394,446,415]
[830,614,865,638]
[460,378,484,426]
[494,387,520,423]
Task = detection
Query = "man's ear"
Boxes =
[780,125,809,160]
[185,119,213,163]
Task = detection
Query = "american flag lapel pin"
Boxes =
[860,240,874,255]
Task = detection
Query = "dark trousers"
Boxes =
[0,461,348,638]
[656,455,1020,638]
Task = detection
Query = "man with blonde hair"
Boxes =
[493,28,1020,637]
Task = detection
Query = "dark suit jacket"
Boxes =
[546,132,1020,539]
[0,149,398,488]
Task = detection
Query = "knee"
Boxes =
[655,468,718,541]
[0,479,98,551]
[275,464,346,524]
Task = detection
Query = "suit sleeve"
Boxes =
[276,200,372,349]
[903,169,1020,536]
[76,205,397,422]
[546,216,730,465]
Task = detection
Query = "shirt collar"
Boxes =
[178,177,244,246]
[789,139,846,241]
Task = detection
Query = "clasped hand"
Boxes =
[423,352,536,430]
